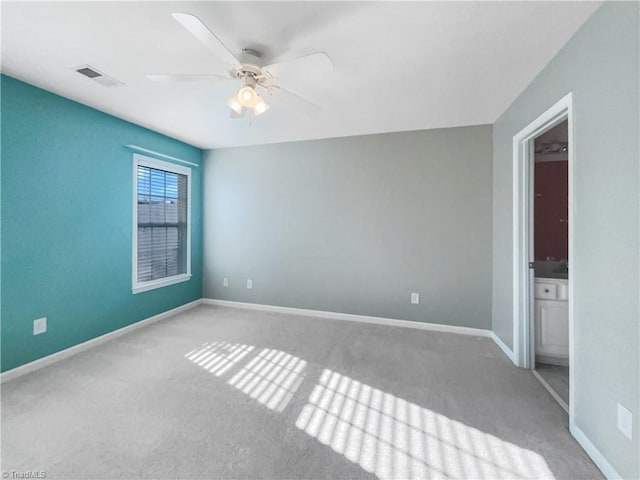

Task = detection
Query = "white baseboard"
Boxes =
[570,423,622,480]
[1,299,203,383]
[202,298,492,338]
[490,331,516,363]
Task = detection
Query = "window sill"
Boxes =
[132,273,192,294]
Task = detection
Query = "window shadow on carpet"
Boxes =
[185,342,306,413]
[185,343,554,479]
[184,341,255,377]
[295,369,554,480]
[228,348,307,412]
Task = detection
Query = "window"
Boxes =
[132,154,191,293]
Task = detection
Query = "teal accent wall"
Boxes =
[1,75,203,372]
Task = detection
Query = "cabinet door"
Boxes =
[535,300,569,357]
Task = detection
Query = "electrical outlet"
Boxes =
[223,277,228,287]
[411,293,420,304]
[33,317,47,335]
[617,403,633,440]
[247,279,253,289]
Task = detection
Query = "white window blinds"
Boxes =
[133,155,190,293]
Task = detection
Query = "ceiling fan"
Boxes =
[147,13,334,118]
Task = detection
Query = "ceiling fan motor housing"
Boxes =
[231,48,265,81]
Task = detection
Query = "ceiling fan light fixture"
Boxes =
[253,99,270,116]
[237,85,258,107]
[227,95,243,114]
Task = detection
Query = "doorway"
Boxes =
[512,93,575,419]
[531,120,569,412]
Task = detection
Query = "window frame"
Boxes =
[132,153,192,294]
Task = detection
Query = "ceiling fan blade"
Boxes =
[146,74,230,82]
[172,13,239,66]
[267,85,321,116]
[263,52,333,80]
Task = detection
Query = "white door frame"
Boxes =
[512,92,575,416]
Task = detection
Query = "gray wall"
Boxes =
[492,3,639,478]
[204,126,493,330]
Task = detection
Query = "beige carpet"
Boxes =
[1,305,602,479]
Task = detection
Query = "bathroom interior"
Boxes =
[533,120,570,410]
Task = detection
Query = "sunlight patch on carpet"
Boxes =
[295,369,554,480]
[185,341,254,376]
[228,348,307,412]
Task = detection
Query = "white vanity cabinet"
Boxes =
[535,278,569,362]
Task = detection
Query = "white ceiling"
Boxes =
[2,1,601,149]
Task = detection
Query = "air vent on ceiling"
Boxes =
[74,65,123,87]
[76,67,101,78]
